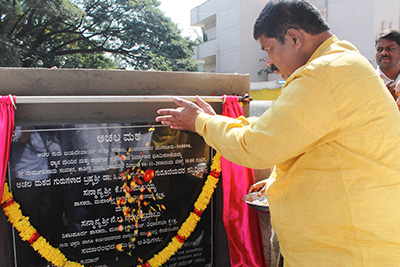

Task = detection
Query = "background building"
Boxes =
[191,0,400,83]
[191,0,269,82]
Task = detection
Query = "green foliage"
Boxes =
[258,65,275,75]
[0,0,197,70]
[257,57,274,76]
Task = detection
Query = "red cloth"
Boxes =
[0,95,15,200]
[221,96,267,267]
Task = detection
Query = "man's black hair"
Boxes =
[376,29,400,47]
[253,0,330,43]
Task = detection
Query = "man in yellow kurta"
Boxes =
[156,0,400,266]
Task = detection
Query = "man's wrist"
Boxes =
[195,112,213,135]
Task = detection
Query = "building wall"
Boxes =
[191,0,269,82]
[217,2,240,73]
[239,0,270,82]
[324,0,374,61]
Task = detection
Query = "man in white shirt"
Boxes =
[375,29,400,98]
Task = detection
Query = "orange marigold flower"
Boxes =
[116,244,123,252]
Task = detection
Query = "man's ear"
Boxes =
[286,28,302,48]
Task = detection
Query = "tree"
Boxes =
[0,0,198,71]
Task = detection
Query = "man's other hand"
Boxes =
[248,179,268,196]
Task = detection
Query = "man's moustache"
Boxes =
[271,64,279,72]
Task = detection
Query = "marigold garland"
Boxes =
[1,153,221,267]
[1,182,83,267]
[144,153,221,267]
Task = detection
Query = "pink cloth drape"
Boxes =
[0,95,16,200]
[221,96,267,267]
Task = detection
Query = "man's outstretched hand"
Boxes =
[156,96,216,132]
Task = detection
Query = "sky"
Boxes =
[158,0,206,39]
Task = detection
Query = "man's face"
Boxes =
[375,39,400,71]
[257,34,301,80]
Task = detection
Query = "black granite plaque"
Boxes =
[7,123,212,267]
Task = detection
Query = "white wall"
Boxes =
[239,0,271,82]
[216,1,240,74]
[309,0,400,67]
[204,24,217,40]
[192,0,270,82]
[215,0,270,82]
[217,3,240,73]
[325,0,375,63]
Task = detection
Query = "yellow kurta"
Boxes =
[195,36,400,266]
